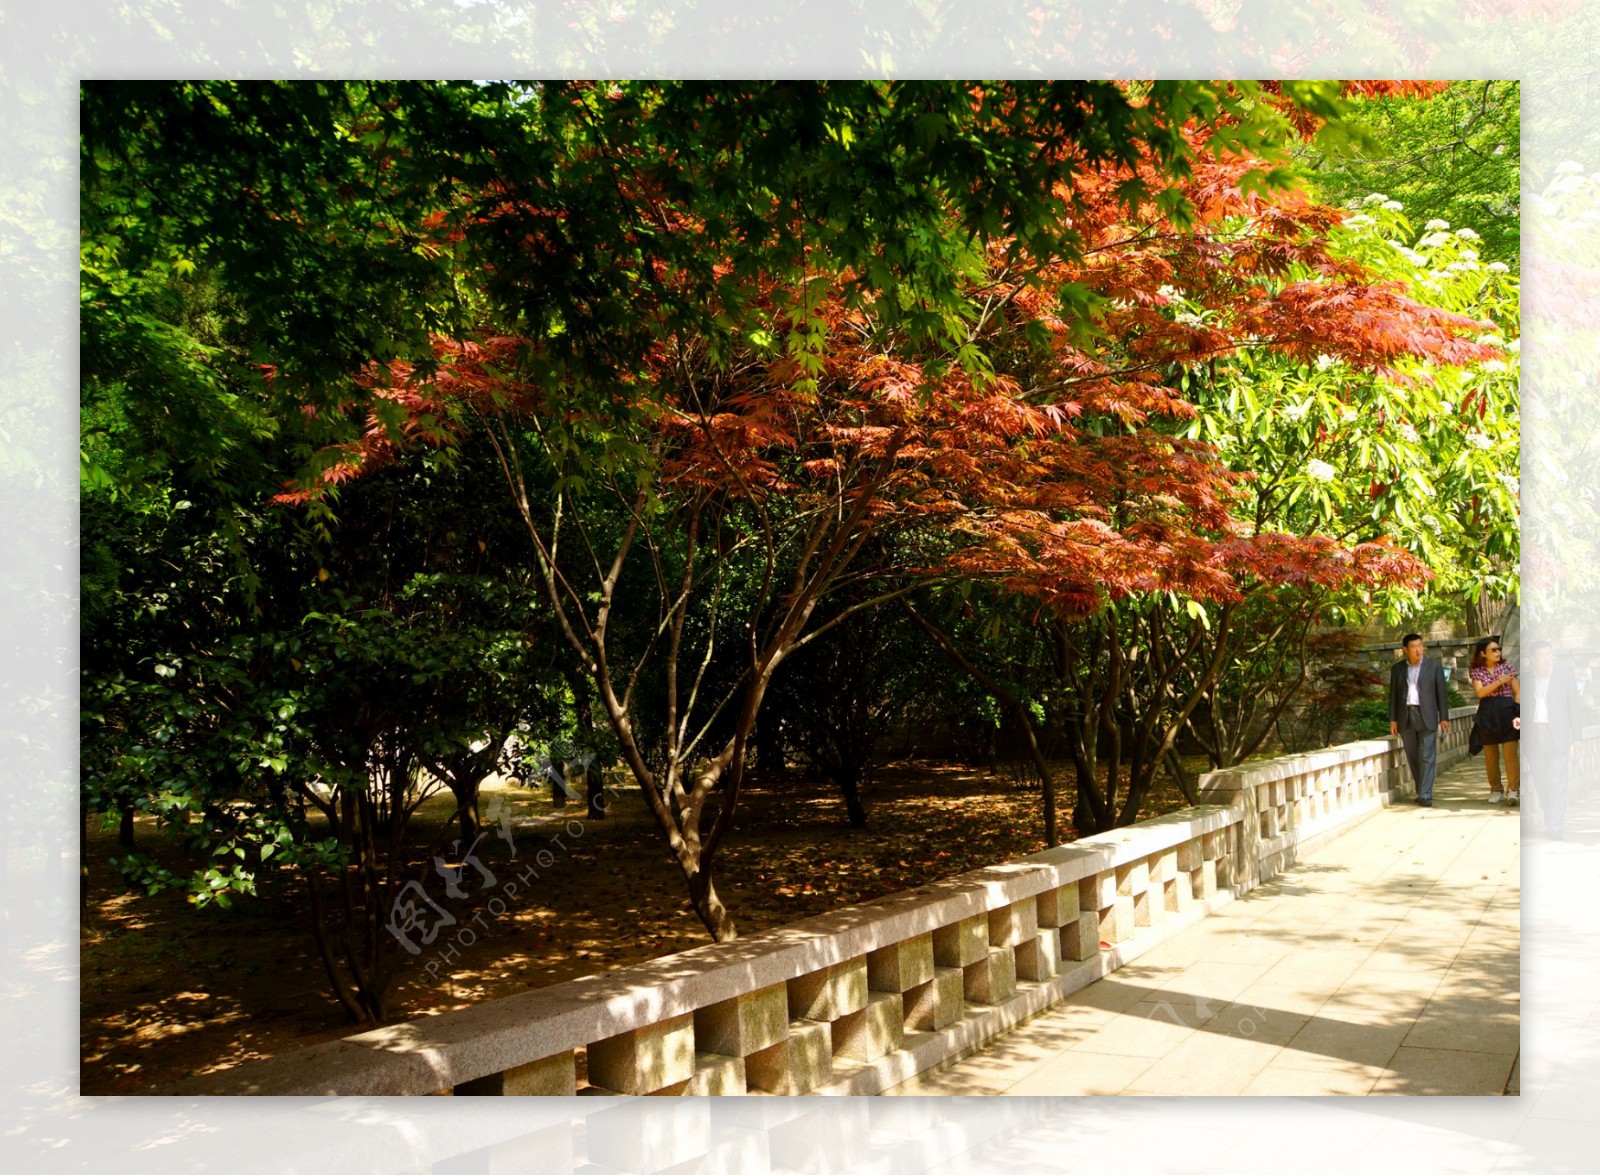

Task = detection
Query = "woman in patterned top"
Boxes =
[1468,637,1521,804]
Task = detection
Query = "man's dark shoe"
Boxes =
[1418,798,1433,807]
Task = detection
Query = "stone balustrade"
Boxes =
[163,721,1475,1099]
[1196,704,1476,887]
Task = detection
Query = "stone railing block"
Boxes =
[1116,859,1150,896]
[1098,895,1136,944]
[963,946,1018,1005]
[1034,883,1080,929]
[694,982,789,1057]
[987,897,1039,949]
[903,966,965,1032]
[1261,806,1280,839]
[1015,929,1060,982]
[588,1013,695,1095]
[833,991,904,1063]
[1161,875,1183,914]
[1133,886,1162,928]
[1080,871,1116,912]
[932,914,989,968]
[746,1021,832,1096]
[1176,837,1202,873]
[787,958,867,1022]
[1060,911,1102,961]
[685,1052,747,1096]
[1153,849,1178,884]
[454,1050,576,1096]
[867,933,935,993]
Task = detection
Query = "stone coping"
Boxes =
[1017,804,1236,876]
[164,805,1242,1095]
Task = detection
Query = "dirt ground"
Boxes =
[80,761,1198,1094]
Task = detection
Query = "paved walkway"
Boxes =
[885,758,1520,1096]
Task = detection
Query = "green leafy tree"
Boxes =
[1298,80,1520,265]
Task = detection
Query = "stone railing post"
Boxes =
[1196,767,1257,891]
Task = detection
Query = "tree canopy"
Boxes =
[81,79,1519,1023]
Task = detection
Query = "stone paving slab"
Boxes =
[884,758,1519,1097]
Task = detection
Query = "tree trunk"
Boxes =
[755,708,786,775]
[1163,747,1201,804]
[80,801,90,910]
[684,859,737,941]
[837,768,868,828]
[564,664,605,816]
[455,788,480,844]
[118,804,135,850]
[1118,761,1159,826]
[306,871,370,1024]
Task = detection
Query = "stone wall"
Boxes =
[160,719,1480,1099]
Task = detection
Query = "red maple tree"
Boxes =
[277,91,1502,938]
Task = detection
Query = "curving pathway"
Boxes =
[884,758,1521,1096]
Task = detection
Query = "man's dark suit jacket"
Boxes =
[1389,656,1450,730]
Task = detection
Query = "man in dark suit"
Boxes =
[1389,632,1451,807]
[1524,640,1584,838]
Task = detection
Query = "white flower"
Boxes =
[1157,284,1181,301]
[1424,219,1450,231]
[1461,248,1480,262]
[1419,231,1452,248]
[1344,213,1376,227]
[1398,422,1421,444]
[1174,311,1204,327]
[1487,261,1510,273]
[1476,333,1506,346]
[1480,359,1509,373]
[1382,200,1405,211]
[1283,400,1312,422]
[1315,353,1339,371]
[1306,459,1337,482]
[1498,473,1521,496]
[1341,407,1359,423]
[1456,227,1481,241]
[1507,338,1520,353]
[1362,192,1391,206]
[1467,432,1493,450]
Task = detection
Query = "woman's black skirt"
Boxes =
[1469,695,1521,755]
